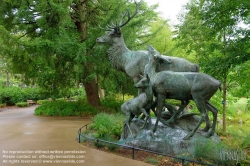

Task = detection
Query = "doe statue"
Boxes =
[96,0,199,86]
[121,74,153,139]
[146,46,221,140]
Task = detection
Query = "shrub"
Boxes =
[34,100,98,116]
[101,98,124,113]
[0,87,24,105]
[0,86,47,106]
[0,103,6,108]
[37,99,54,105]
[89,113,125,139]
[15,102,29,107]
[22,87,43,101]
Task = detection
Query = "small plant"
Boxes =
[94,140,105,149]
[144,157,159,165]
[107,143,118,151]
[101,134,119,151]
[15,102,29,107]
[0,103,6,108]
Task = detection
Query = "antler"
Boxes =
[119,0,143,28]
[99,0,143,31]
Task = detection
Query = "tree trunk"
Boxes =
[83,70,101,106]
[222,74,227,132]
[222,30,227,132]
[20,74,25,89]
[76,0,101,107]
[99,88,105,99]
[6,71,10,87]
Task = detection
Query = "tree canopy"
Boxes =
[0,0,170,105]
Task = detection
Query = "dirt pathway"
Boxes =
[0,106,150,166]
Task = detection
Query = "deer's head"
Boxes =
[148,45,171,65]
[96,0,142,45]
[134,74,150,89]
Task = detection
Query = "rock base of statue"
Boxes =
[118,113,221,156]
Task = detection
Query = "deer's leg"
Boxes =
[166,101,189,125]
[165,103,177,115]
[124,113,135,139]
[153,94,165,133]
[140,108,151,130]
[183,99,206,140]
[141,98,157,120]
[148,108,152,129]
[205,101,218,137]
[202,111,211,132]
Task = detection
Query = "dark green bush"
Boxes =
[34,100,98,116]
[0,87,24,105]
[0,86,47,106]
[15,102,29,107]
[100,98,123,113]
[23,87,44,101]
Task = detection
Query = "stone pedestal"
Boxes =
[118,115,221,156]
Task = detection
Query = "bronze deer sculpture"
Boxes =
[146,46,221,140]
[96,1,199,85]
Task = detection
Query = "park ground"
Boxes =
[0,106,151,166]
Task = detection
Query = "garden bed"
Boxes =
[82,140,184,166]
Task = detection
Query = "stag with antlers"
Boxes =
[96,0,199,85]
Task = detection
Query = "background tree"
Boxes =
[175,0,250,131]
[0,0,160,106]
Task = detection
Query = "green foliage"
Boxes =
[175,0,250,133]
[100,98,124,113]
[0,103,6,108]
[0,86,52,105]
[241,135,250,150]
[34,100,98,116]
[192,139,234,165]
[36,99,51,105]
[0,87,24,105]
[0,0,162,105]
[22,87,45,101]
[89,113,125,139]
[144,157,159,165]
[15,102,29,107]
[94,134,119,151]
[93,140,105,149]
[167,99,181,106]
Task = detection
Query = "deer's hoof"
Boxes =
[202,126,210,132]
[205,130,214,138]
